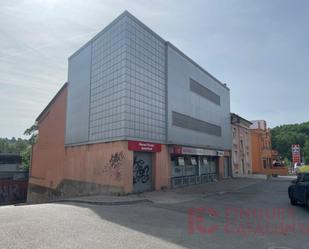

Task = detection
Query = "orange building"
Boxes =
[250,120,287,176]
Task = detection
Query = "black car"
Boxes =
[288,172,309,208]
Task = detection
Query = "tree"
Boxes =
[304,139,309,165]
[271,121,309,162]
[21,123,38,170]
[21,145,32,170]
[0,123,38,170]
[24,123,38,145]
[0,137,28,153]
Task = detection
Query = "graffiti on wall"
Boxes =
[133,157,150,184]
[101,152,125,181]
[0,180,28,204]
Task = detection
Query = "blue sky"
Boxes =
[1,0,308,138]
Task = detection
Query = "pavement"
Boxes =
[62,177,264,205]
[0,177,308,249]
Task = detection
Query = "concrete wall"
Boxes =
[167,44,231,150]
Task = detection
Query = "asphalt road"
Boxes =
[0,178,308,249]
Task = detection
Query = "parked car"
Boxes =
[288,173,309,208]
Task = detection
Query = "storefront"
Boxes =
[170,145,225,188]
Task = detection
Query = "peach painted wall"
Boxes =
[30,84,134,194]
[30,86,67,189]
[153,145,171,190]
[64,141,133,193]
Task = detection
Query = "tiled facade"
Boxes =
[124,16,166,142]
[66,13,167,144]
[89,16,166,142]
[90,18,127,141]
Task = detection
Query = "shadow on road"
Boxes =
[60,178,309,249]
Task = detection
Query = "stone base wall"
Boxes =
[27,179,124,204]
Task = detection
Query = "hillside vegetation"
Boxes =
[271,121,309,164]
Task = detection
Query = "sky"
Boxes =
[0,0,308,138]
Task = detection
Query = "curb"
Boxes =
[59,199,153,206]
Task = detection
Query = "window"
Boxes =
[178,157,185,166]
[233,128,236,138]
[240,139,244,150]
[233,151,238,164]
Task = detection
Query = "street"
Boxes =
[0,178,308,249]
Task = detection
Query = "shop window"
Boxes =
[178,157,185,166]
[208,157,217,174]
[200,157,209,175]
[171,156,184,177]
[191,157,197,166]
[185,156,195,176]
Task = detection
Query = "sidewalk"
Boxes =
[61,178,264,206]
[141,177,264,204]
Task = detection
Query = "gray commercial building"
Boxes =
[29,11,232,200]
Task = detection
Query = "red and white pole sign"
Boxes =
[291,144,301,164]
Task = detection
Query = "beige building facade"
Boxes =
[231,113,252,176]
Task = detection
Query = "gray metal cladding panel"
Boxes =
[124,15,166,143]
[65,43,92,145]
[65,12,167,145]
[190,79,220,105]
[172,111,222,137]
[89,17,128,141]
[167,45,231,149]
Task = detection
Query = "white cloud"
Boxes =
[0,0,308,137]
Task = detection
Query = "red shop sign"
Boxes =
[128,140,162,152]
